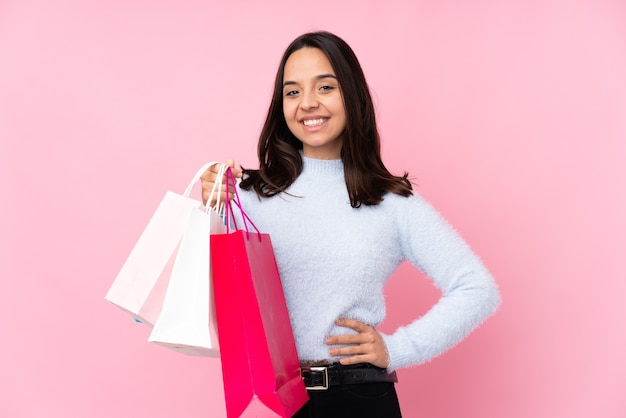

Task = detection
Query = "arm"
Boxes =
[380,194,501,371]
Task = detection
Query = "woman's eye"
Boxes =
[320,85,335,92]
[285,90,299,96]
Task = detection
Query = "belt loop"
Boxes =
[337,362,345,385]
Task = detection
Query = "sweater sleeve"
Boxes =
[380,194,501,371]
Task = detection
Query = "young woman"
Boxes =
[202,31,500,417]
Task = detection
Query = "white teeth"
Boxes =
[303,118,326,126]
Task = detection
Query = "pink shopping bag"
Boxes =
[211,168,308,417]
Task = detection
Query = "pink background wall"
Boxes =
[1,0,625,417]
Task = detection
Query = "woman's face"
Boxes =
[282,47,347,160]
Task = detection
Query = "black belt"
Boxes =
[300,363,398,391]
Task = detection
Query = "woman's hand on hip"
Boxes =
[326,318,390,369]
[200,158,242,206]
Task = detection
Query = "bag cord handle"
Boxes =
[224,167,261,241]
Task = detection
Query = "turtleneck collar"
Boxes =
[301,154,344,178]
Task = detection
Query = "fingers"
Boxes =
[334,318,370,332]
[200,158,241,205]
[336,354,378,366]
[326,331,374,346]
[225,158,243,178]
[326,318,390,368]
[200,159,241,180]
[202,189,233,206]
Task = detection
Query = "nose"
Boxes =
[300,90,319,110]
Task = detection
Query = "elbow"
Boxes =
[484,279,502,318]
[462,274,501,320]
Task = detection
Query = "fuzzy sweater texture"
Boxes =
[235,156,500,372]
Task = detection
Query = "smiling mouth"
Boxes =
[302,118,328,127]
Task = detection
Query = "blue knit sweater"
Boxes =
[235,156,500,372]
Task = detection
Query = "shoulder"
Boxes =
[382,190,456,235]
[382,190,431,213]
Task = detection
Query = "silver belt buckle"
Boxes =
[301,366,329,390]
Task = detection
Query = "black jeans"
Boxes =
[292,382,402,418]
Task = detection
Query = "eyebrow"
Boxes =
[283,74,337,87]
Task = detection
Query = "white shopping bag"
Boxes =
[148,163,228,356]
[147,200,226,356]
[105,162,222,326]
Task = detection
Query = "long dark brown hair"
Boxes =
[240,31,412,207]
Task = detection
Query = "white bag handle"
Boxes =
[182,161,229,215]
[183,161,219,197]
[207,163,228,215]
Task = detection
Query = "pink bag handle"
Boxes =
[224,167,261,241]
